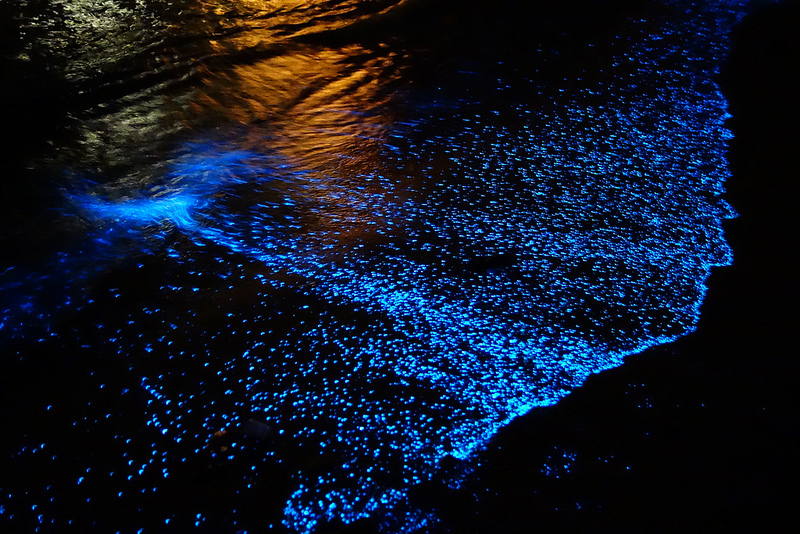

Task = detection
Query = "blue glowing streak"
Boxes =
[70,148,276,229]
[78,194,201,228]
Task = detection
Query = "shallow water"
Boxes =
[0,1,753,532]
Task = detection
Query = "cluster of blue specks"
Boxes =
[1,1,749,532]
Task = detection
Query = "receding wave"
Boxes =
[1,1,747,532]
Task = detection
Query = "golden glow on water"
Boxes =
[23,1,409,81]
[187,43,408,249]
[137,3,413,251]
[178,0,410,42]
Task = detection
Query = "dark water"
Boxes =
[1,1,795,533]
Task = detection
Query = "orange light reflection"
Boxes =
[182,37,413,254]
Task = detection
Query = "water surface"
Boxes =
[1,1,750,532]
